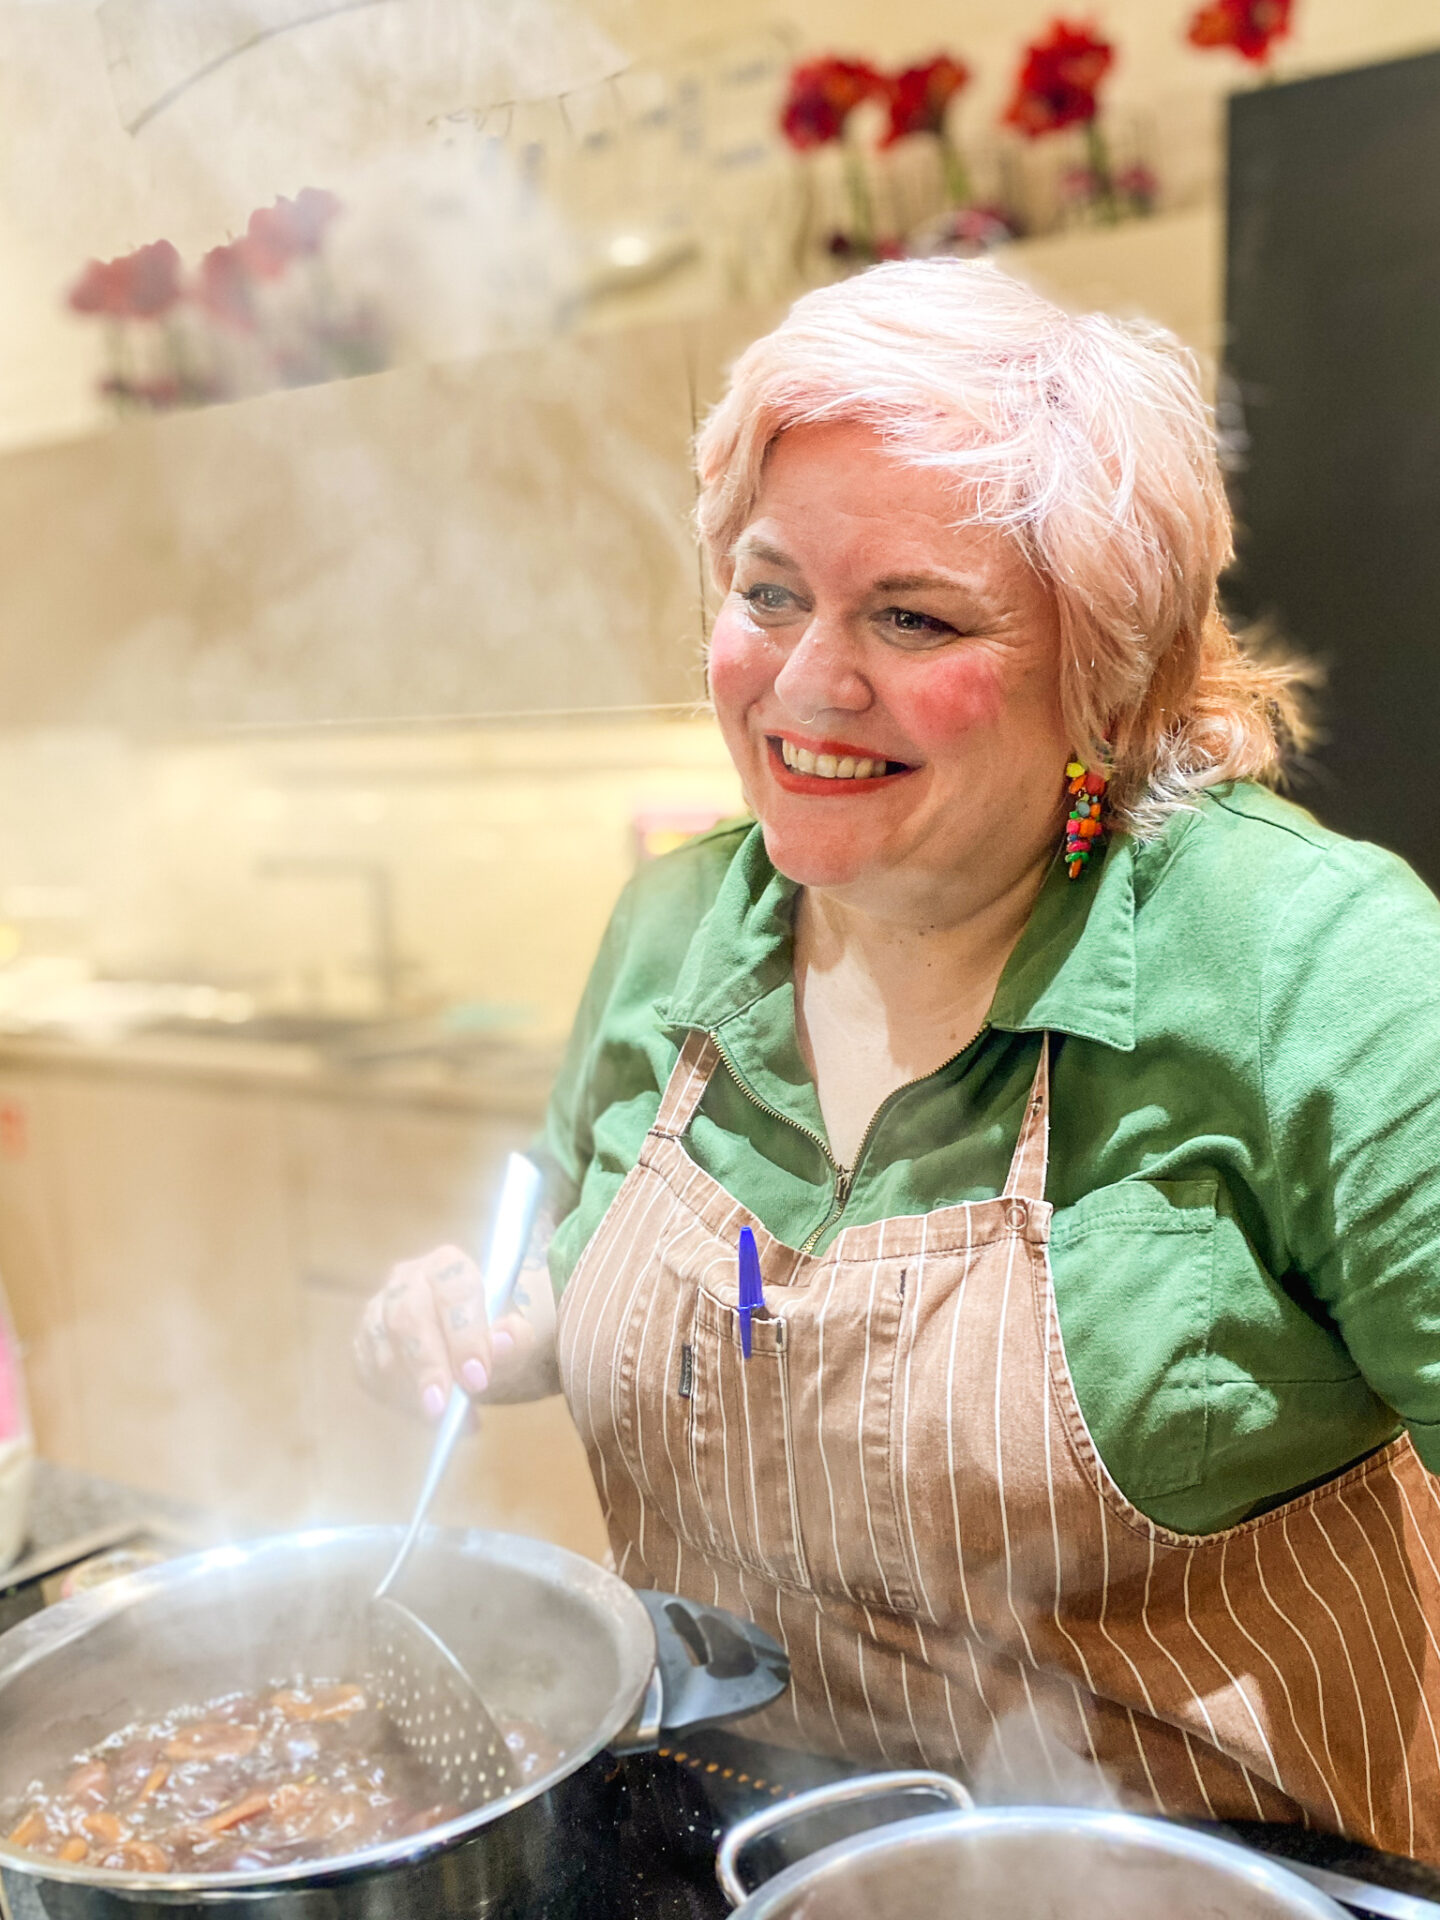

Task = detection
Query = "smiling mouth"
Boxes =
[771,736,914,781]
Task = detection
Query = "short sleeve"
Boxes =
[1263,846,1440,1471]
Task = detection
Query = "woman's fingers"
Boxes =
[368,1246,491,1418]
[425,1246,496,1398]
[376,1257,455,1418]
[478,1258,561,1402]
[355,1238,555,1417]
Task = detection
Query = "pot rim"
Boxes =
[722,1804,1350,1920]
[0,1523,656,1902]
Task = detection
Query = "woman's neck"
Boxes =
[792,853,1051,1164]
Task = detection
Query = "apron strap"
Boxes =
[1001,1033,1051,1205]
[652,1029,721,1139]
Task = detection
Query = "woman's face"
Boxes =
[708,421,1071,920]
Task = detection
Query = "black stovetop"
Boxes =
[567,1740,1440,1920]
[599,1738,1440,1920]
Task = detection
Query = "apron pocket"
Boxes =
[686,1288,810,1592]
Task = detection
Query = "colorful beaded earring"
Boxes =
[1064,759,1108,879]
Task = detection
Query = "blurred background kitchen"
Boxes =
[0,0,1437,1577]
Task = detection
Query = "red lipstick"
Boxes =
[764,735,916,797]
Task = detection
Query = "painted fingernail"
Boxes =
[422,1384,445,1420]
[461,1358,489,1394]
[491,1329,515,1357]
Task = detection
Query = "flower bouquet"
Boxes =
[1186,0,1293,71]
[780,49,1019,269]
[1002,18,1140,229]
[779,56,889,262]
[883,56,1020,259]
[67,190,389,415]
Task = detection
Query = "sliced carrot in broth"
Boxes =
[6,1809,46,1850]
[132,1764,168,1804]
[203,1791,272,1834]
[270,1684,366,1722]
[164,1724,260,1762]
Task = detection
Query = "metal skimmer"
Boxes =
[366,1153,543,1807]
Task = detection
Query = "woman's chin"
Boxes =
[757,817,891,893]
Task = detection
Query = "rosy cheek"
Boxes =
[891,650,1005,749]
[706,612,775,719]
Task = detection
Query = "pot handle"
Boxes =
[610,1591,790,1753]
[715,1770,973,1908]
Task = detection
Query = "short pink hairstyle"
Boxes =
[694,258,1306,832]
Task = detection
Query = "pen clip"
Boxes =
[738,1225,763,1361]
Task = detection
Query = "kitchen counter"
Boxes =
[0,1023,561,1118]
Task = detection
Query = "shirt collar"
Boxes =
[661,820,1137,1056]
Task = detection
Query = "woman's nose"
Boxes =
[773,619,872,722]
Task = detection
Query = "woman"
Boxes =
[359,260,1440,1856]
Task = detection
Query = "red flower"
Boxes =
[67,239,182,320]
[1186,0,1293,63]
[197,242,257,330]
[882,55,971,146]
[1003,19,1114,137]
[780,57,886,150]
[239,188,341,278]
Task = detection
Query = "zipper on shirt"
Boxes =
[708,1023,990,1257]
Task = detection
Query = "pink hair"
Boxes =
[694,258,1308,832]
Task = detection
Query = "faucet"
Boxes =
[257,857,408,1016]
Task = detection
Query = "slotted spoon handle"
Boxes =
[375,1153,543,1600]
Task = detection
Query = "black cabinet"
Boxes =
[1225,48,1440,885]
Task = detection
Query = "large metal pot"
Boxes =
[716,1773,1351,1920]
[0,1526,788,1920]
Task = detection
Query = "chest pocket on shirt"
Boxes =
[1049,1178,1216,1503]
[684,1288,810,1592]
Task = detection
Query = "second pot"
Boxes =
[716,1772,1351,1920]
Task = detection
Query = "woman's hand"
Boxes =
[354,1241,559,1419]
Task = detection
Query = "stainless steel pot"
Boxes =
[0,1525,788,1919]
[716,1772,1351,1920]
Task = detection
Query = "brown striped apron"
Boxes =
[556,1029,1440,1860]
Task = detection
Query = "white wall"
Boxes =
[1,0,1438,452]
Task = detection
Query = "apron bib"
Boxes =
[557,1030,1440,1859]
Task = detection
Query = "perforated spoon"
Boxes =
[367,1152,543,1806]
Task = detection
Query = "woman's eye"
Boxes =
[737,583,797,616]
[879,607,956,644]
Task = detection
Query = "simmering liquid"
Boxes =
[4,1680,563,1874]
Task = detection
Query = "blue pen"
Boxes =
[738,1225,764,1360]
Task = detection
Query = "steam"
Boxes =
[966,1706,1124,1811]
[94,0,630,244]
[0,0,739,1555]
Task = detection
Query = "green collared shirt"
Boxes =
[539,783,1440,1533]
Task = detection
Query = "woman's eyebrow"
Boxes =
[871,570,984,595]
[731,535,802,571]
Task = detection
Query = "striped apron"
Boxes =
[556,1029,1440,1859]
